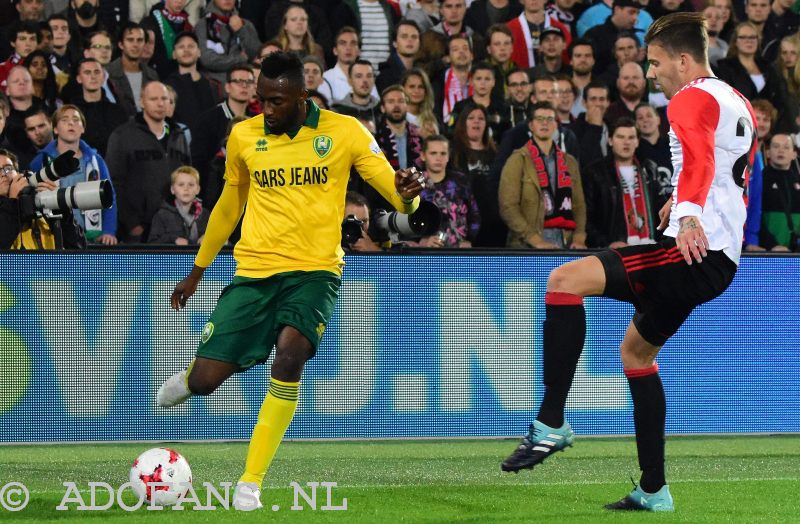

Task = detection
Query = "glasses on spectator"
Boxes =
[508,82,529,87]
[0,164,17,176]
[229,78,256,85]
[532,115,556,123]
[737,35,758,41]
[90,44,112,50]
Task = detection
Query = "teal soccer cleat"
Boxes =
[605,484,674,512]
[501,420,575,472]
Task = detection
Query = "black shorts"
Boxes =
[595,238,737,346]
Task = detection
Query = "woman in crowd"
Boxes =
[401,68,439,139]
[24,50,60,114]
[277,4,325,67]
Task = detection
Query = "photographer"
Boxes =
[0,149,85,250]
[343,191,381,252]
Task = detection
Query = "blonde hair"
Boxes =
[278,5,317,57]
[777,34,800,98]
[170,165,200,185]
[51,104,86,129]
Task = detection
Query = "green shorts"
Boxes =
[196,270,341,370]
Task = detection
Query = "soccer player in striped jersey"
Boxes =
[156,52,424,511]
[501,12,757,512]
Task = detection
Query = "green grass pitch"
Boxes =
[1,435,798,523]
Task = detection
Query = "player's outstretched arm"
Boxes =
[171,181,249,311]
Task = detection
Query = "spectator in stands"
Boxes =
[323,27,377,104]
[584,0,642,76]
[164,31,219,132]
[375,85,423,171]
[529,26,570,78]
[433,34,474,124]
[343,190,382,252]
[19,106,52,168]
[47,14,72,75]
[418,134,481,248]
[420,0,482,70]
[448,62,509,140]
[23,49,59,114]
[546,0,581,36]
[205,114,246,213]
[140,0,193,79]
[499,101,586,249]
[506,68,532,127]
[277,4,326,67]
[106,81,191,242]
[529,75,578,155]
[704,5,729,66]
[776,34,800,101]
[597,31,640,94]
[450,102,505,247]
[465,0,523,38]
[401,67,439,138]
[405,0,440,34]
[570,80,610,167]
[763,0,799,62]
[195,0,260,85]
[752,98,778,157]
[4,67,37,162]
[331,0,397,69]
[67,0,105,59]
[577,0,652,43]
[634,102,672,179]
[377,19,421,93]
[715,21,792,132]
[744,0,771,37]
[485,24,516,101]
[332,59,382,132]
[0,21,40,91]
[190,64,255,203]
[252,40,282,67]
[107,22,159,118]
[582,117,669,248]
[713,0,737,41]
[0,2,44,63]
[263,1,332,61]
[760,133,800,251]
[302,56,330,105]
[0,148,28,248]
[37,21,52,55]
[647,0,694,21]
[507,0,571,71]
[130,0,203,27]
[148,165,209,245]
[604,61,646,125]
[568,38,595,117]
[30,104,118,245]
[71,58,128,156]
[554,74,577,125]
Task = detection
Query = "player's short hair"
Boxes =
[52,104,86,129]
[170,165,200,185]
[380,84,407,104]
[528,101,557,121]
[423,134,450,151]
[644,12,708,64]
[0,148,19,170]
[609,116,639,137]
[260,52,304,87]
[345,190,370,208]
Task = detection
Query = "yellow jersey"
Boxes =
[214,100,417,278]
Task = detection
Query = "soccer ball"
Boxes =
[129,448,192,506]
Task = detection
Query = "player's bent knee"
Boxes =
[187,374,221,396]
[547,265,577,293]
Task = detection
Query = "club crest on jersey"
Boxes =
[313,135,332,158]
[201,322,214,343]
[255,138,268,152]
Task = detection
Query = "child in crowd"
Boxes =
[148,166,209,245]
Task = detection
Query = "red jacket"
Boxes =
[507,13,571,70]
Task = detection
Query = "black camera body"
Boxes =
[341,215,365,245]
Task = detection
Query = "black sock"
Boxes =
[625,365,666,493]
[536,292,585,428]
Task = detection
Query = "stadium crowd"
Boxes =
[0,0,798,251]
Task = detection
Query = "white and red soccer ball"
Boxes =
[129,448,192,505]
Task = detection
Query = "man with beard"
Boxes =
[67,0,105,59]
[156,52,423,511]
[568,38,594,117]
[106,22,158,118]
[604,61,646,125]
[375,85,423,172]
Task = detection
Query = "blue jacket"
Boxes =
[744,151,764,247]
[576,3,653,45]
[30,140,117,237]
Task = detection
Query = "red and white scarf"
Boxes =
[617,161,654,244]
[527,140,575,229]
[442,67,472,122]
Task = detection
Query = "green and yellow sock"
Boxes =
[239,378,299,487]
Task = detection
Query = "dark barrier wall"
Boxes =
[0,252,798,442]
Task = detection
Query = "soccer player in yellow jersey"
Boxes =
[156,52,424,510]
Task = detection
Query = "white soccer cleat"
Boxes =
[156,369,192,408]
[233,481,263,511]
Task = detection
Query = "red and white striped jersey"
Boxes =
[664,76,757,264]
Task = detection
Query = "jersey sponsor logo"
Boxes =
[369,140,381,155]
[313,135,332,158]
[253,166,329,188]
[201,322,214,344]
[255,138,268,152]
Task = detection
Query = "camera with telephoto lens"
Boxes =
[341,215,365,244]
[19,150,113,220]
[374,200,441,240]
